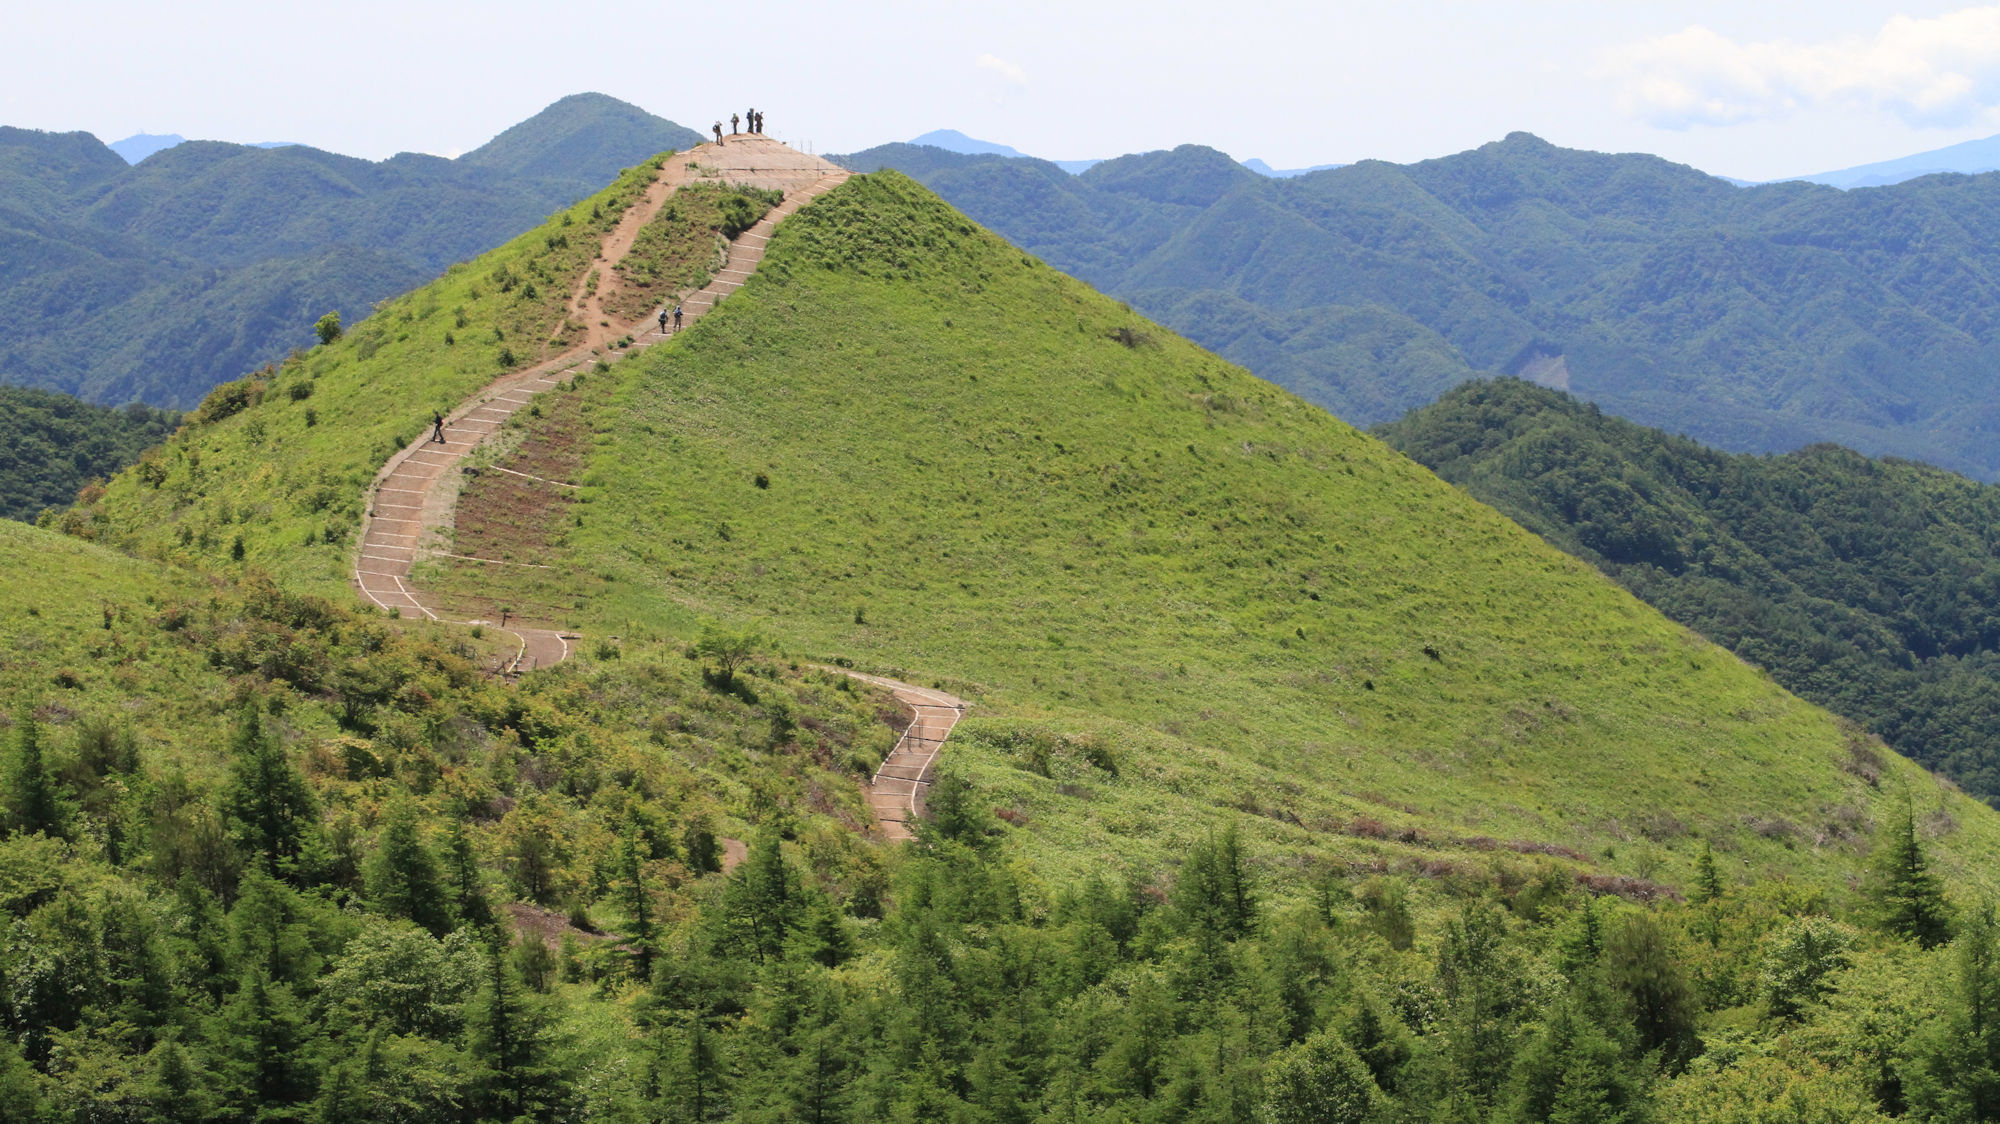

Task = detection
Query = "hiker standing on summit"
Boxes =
[712,121,723,144]
[731,112,740,135]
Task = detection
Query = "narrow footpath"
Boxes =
[350,135,966,841]
[351,136,847,671]
[853,675,967,843]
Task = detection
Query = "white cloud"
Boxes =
[1600,6,2000,130]
[977,53,1028,86]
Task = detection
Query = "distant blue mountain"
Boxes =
[908,129,1103,173]
[108,133,184,164]
[1240,157,1345,178]
[108,134,293,165]
[1783,133,2000,189]
[906,129,1342,178]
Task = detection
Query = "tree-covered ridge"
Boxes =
[840,132,2000,480]
[0,384,177,521]
[1378,377,2000,804]
[0,93,700,409]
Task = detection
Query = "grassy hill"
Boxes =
[418,170,1994,897]
[0,93,700,408]
[35,160,2000,1123]
[1379,377,2000,806]
[841,133,2000,480]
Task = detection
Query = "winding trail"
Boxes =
[350,136,847,672]
[349,136,964,840]
[856,676,967,842]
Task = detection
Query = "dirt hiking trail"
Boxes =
[351,135,964,841]
[352,136,846,671]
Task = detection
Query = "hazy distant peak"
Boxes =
[109,133,185,164]
[1240,157,1345,178]
[1780,132,2000,189]
[907,129,1103,174]
[909,129,1030,159]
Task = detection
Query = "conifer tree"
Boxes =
[725,834,797,963]
[1904,903,2000,1120]
[1690,841,1723,906]
[220,705,318,877]
[142,1034,209,1124]
[364,801,449,936]
[1173,824,1257,940]
[1871,796,1952,948]
[1603,913,1700,1072]
[652,1017,725,1124]
[617,822,655,976]
[1501,993,1647,1124]
[5,705,67,838]
[467,938,561,1121]
[206,969,316,1118]
[442,818,494,930]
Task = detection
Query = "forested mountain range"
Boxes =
[0,93,699,408]
[1380,377,2000,805]
[839,132,2000,480]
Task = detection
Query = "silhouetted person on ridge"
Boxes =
[430,412,446,444]
[754,110,764,133]
[731,112,740,134]
[712,122,723,144]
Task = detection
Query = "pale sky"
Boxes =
[11,1,2000,181]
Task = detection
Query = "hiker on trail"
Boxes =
[712,121,723,144]
[659,308,669,334]
[430,412,446,444]
[731,112,740,134]
[747,108,757,133]
[753,110,763,133]
[673,303,684,331]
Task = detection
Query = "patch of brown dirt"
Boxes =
[504,901,608,948]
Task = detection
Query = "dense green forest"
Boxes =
[840,133,2000,480]
[0,93,699,408]
[0,529,1985,1122]
[0,385,176,520]
[1379,378,2000,806]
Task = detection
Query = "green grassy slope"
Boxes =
[1378,377,2000,804]
[83,156,670,587]
[450,171,2000,895]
